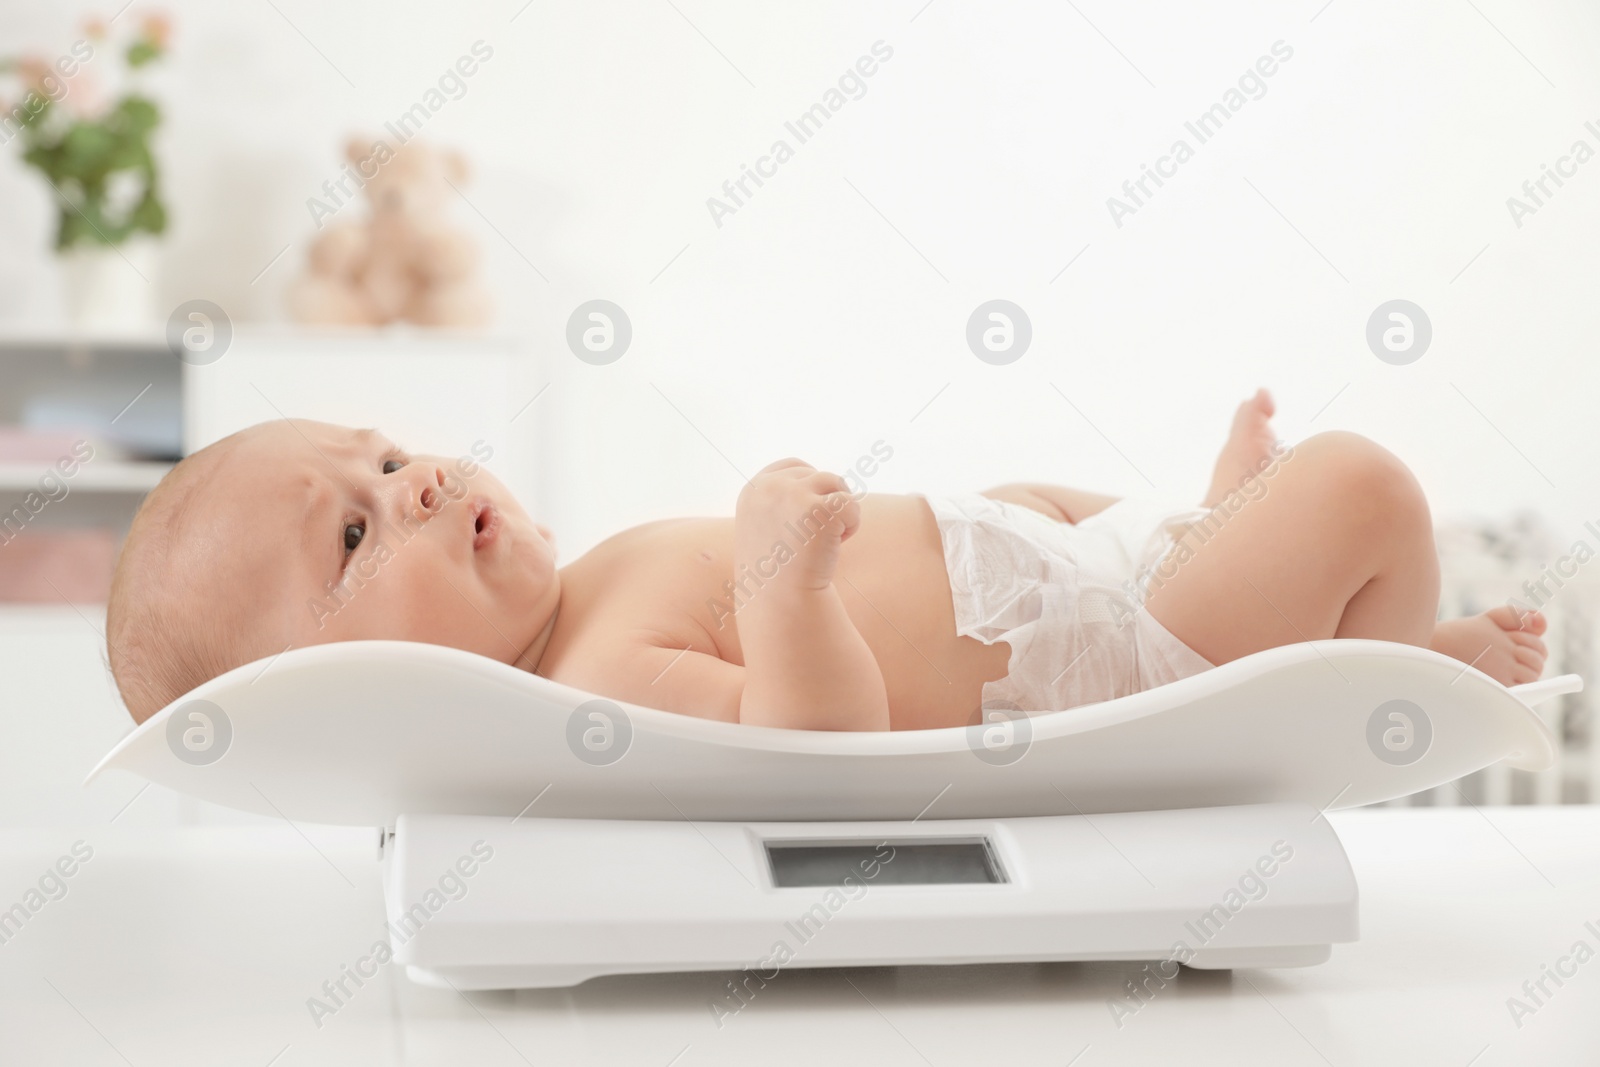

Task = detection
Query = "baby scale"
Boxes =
[90,639,1575,989]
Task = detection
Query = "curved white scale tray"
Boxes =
[88,639,1575,827]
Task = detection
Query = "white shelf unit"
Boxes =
[0,334,181,539]
[0,460,172,493]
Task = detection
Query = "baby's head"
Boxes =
[107,420,559,724]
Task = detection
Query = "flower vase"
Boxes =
[59,239,157,332]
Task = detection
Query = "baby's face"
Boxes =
[195,420,558,667]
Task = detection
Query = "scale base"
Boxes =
[382,803,1359,991]
[403,943,1336,992]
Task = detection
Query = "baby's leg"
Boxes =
[1206,388,1279,508]
[1145,430,1547,685]
[1145,431,1441,660]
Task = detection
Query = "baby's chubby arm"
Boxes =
[730,458,891,731]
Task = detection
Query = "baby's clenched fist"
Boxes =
[735,458,862,592]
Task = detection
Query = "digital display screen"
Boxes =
[764,838,1006,887]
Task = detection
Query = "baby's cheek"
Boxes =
[395,558,486,637]
[467,465,529,518]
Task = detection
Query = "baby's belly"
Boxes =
[833,495,1012,729]
[640,496,1011,729]
[761,495,1011,729]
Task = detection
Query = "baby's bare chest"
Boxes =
[556,494,958,663]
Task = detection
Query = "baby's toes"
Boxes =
[1509,632,1548,676]
[1509,629,1547,655]
[1512,661,1542,684]
[1486,604,1538,634]
[1234,389,1273,428]
[1511,643,1546,681]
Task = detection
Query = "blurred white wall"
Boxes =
[2,0,1598,561]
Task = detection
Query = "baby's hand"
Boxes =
[735,459,861,593]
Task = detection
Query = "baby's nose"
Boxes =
[410,463,447,516]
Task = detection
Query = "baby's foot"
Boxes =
[1429,606,1548,686]
[1204,388,1279,508]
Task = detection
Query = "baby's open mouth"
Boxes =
[471,499,500,551]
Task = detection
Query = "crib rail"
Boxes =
[1384,534,1598,808]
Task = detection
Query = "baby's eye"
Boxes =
[343,522,365,555]
[382,457,406,475]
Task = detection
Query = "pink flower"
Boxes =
[60,68,105,120]
[141,13,172,50]
[15,56,49,93]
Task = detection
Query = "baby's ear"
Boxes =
[442,149,470,186]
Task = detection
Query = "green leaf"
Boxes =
[58,123,117,178]
[126,41,160,68]
[117,95,160,132]
[129,192,167,236]
[11,93,52,133]
[17,80,167,248]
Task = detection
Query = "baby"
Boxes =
[106,390,1547,730]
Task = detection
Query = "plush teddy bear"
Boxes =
[289,138,493,328]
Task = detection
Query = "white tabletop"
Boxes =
[2,807,1598,1066]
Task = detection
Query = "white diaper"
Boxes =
[923,493,1214,714]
